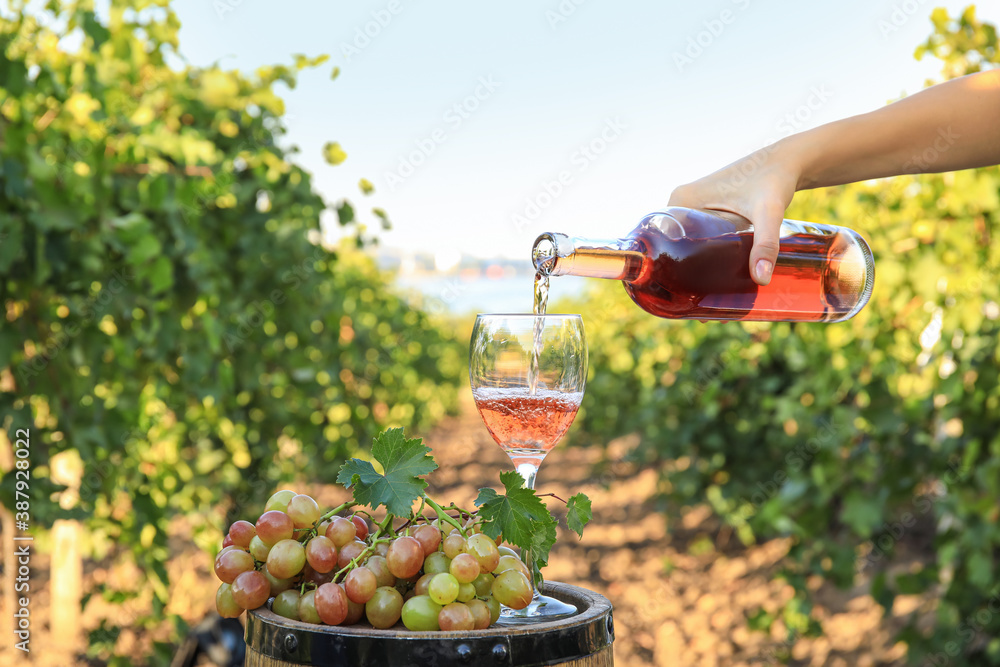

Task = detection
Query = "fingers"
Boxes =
[749,205,783,285]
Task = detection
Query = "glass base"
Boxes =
[496,593,578,624]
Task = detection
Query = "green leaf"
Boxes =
[337,428,437,516]
[358,178,374,195]
[565,493,592,537]
[475,471,558,573]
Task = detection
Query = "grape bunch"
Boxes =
[214,489,535,631]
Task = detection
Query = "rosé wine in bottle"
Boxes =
[532,207,875,322]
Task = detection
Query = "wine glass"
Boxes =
[469,314,587,622]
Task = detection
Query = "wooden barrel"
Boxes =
[244,581,614,667]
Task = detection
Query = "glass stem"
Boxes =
[516,462,539,491]
[515,462,541,596]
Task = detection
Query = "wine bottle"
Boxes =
[531,207,874,322]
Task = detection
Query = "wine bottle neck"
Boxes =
[532,232,644,282]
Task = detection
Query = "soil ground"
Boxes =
[1,391,919,666]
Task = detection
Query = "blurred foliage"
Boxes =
[567,6,1000,665]
[0,0,461,660]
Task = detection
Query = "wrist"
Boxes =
[772,134,814,191]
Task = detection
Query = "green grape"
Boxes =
[442,534,466,559]
[485,595,501,625]
[266,539,306,579]
[466,599,491,629]
[472,572,495,598]
[492,570,532,610]
[249,535,271,562]
[265,489,296,513]
[287,494,321,529]
[273,589,301,620]
[298,590,322,624]
[497,546,518,559]
[401,595,442,631]
[493,555,530,580]
[325,517,357,548]
[423,551,452,575]
[264,569,295,596]
[456,582,476,603]
[216,583,242,618]
[256,510,294,546]
[231,570,270,610]
[449,553,481,584]
[438,602,474,631]
[365,586,404,629]
[214,548,254,584]
[428,573,459,606]
[466,533,501,573]
[366,555,396,588]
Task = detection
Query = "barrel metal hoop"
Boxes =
[245,582,613,667]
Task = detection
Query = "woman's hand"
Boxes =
[668,141,801,285]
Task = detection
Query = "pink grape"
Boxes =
[325,517,357,548]
[466,599,491,629]
[413,524,442,556]
[386,536,423,579]
[231,570,269,610]
[214,548,254,584]
[337,540,367,569]
[351,515,369,541]
[344,566,377,604]
[256,510,293,546]
[266,539,306,579]
[229,520,256,548]
[414,573,434,596]
[315,582,348,625]
[222,534,234,548]
[438,602,474,631]
[342,583,365,624]
[305,536,337,573]
[449,553,481,584]
[287,494,321,529]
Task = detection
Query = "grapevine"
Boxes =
[214,428,592,631]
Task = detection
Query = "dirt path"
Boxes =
[0,391,916,666]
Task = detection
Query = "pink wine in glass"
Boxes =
[472,388,582,468]
[532,207,875,322]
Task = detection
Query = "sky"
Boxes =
[169,0,992,264]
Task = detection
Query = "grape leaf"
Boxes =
[565,493,592,537]
[475,471,558,575]
[337,428,437,516]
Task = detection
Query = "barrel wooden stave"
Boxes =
[245,581,613,667]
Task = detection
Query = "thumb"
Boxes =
[749,205,783,286]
